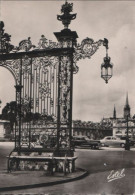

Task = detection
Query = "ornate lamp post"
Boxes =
[0,1,113,173]
[125,115,130,150]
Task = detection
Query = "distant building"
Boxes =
[112,94,135,138]
[72,119,112,140]
[0,120,10,138]
[123,93,130,119]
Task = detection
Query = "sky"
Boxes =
[0,0,135,122]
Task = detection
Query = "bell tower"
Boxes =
[124,93,130,119]
[113,105,116,119]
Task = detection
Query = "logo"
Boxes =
[107,168,125,182]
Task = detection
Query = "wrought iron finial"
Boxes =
[18,37,35,51]
[57,1,76,29]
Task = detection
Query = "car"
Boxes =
[72,136,101,149]
[120,136,135,146]
[100,136,126,148]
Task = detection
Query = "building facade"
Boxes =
[0,120,10,138]
[112,94,135,138]
[72,120,112,140]
[72,94,135,140]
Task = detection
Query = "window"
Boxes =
[106,137,111,140]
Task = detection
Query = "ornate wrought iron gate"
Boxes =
[0,1,112,161]
[1,41,77,153]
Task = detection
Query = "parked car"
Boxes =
[72,136,101,149]
[120,136,135,146]
[100,136,125,148]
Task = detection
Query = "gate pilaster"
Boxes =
[15,84,23,148]
[54,29,78,155]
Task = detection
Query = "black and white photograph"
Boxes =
[0,0,135,194]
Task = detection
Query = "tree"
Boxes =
[2,101,16,132]
[1,100,54,133]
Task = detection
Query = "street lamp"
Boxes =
[101,39,113,84]
[125,115,130,151]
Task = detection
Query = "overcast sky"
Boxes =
[1,0,135,122]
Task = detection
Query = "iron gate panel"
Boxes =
[0,47,74,152]
[19,55,59,149]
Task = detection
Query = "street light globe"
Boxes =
[101,56,113,84]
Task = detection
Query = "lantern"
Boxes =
[101,49,113,84]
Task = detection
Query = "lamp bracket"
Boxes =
[74,37,108,63]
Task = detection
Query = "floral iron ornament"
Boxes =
[74,38,107,61]
[73,37,113,84]
[57,1,76,29]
